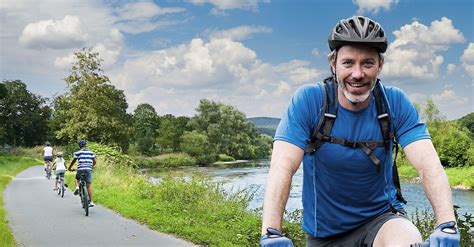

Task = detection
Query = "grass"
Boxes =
[0,153,40,247]
[89,157,305,246]
[397,156,473,189]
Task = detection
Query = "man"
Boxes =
[42,142,53,177]
[68,140,96,207]
[260,16,459,246]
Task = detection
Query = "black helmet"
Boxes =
[78,140,87,148]
[328,16,388,53]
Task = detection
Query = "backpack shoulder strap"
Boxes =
[306,77,337,154]
[375,81,407,204]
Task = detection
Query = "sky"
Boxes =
[1,0,473,120]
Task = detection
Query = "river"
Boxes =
[145,159,474,217]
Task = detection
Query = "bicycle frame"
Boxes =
[78,172,89,216]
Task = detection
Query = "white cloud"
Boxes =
[19,15,88,49]
[353,0,399,14]
[446,64,456,75]
[187,0,270,14]
[114,1,186,34]
[110,37,322,116]
[208,26,272,41]
[311,48,320,57]
[383,17,465,80]
[431,89,469,106]
[115,1,185,20]
[461,43,474,78]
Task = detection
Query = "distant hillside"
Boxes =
[246,117,280,137]
[456,112,474,137]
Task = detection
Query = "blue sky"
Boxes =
[1,0,473,119]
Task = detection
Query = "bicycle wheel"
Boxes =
[60,180,65,198]
[81,184,89,216]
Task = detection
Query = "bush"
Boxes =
[218,154,235,162]
[429,122,472,167]
[134,153,196,168]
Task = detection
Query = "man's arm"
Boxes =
[261,140,304,235]
[68,158,77,171]
[403,139,456,225]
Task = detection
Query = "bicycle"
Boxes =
[45,164,52,180]
[70,169,90,216]
[56,174,66,198]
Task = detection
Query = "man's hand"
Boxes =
[260,228,294,247]
[423,221,460,247]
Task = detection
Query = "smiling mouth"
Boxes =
[347,82,368,88]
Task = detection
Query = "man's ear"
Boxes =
[378,56,384,74]
[329,59,336,74]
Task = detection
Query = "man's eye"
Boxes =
[342,61,352,65]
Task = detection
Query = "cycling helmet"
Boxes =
[78,140,87,148]
[56,152,63,157]
[328,16,387,53]
[45,141,51,146]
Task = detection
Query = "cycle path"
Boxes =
[4,165,196,247]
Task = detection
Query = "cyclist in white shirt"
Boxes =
[42,142,53,173]
[52,152,66,191]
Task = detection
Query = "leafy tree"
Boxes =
[51,48,131,150]
[180,130,216,164]
[156,114,190,152]
[419,99,473,167]
[132,103,160,155]
[457,112,474,137]
[0,80,51,146]
[188,99,271,159]
[421,99,446,124]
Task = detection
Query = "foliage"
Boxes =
[0,80,52,147]
[131,103,160,155]
[218,154,235,162]
[134,153,196,168]
[51,48,131,150]
[180,130,217,165]
[188,99,272,160]
[457,112,474,137]
[417,99,473,168]
[155,114,190,152]
[412,206,474,246]
[90,147,303,246]
[428,122,473,167]
[0,154,39,246]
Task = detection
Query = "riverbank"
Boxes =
[398,164,474,190]
[0,154,39,246]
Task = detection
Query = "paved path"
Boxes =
[4,166,196,247]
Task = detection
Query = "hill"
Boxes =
[246,117,280,137]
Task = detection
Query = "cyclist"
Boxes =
[67,140,96,207]
[42,142,53,177]
[261,16,459,246]
[52,152,66,191]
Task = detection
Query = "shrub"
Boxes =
[134,153,196,168]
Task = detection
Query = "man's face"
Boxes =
[331,45,383,105]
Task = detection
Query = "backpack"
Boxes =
[305,77,407,204]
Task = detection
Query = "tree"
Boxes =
[422,99,446,124]
[51,48,131,150]
[156,114,190,152]
[457,112,474,137]
[132,103,160,155]
[0,80,51,147]
[419,99,473,167]
[188,99,271,159]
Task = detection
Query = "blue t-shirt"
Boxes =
[74,149,96,171]
[274,82,429,238]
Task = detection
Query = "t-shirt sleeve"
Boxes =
[387,87,430,148]
[274,84,323,151]
[74,151,79,159]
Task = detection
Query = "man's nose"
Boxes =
[351,65,364,80]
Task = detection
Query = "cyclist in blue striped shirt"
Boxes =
[68,140,96,207]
